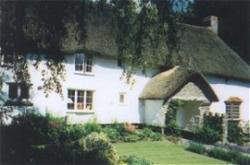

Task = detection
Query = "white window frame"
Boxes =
[67,89,95,112]
[74,53,94,75]
[225,102,241,120]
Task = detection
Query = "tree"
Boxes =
[0,0,193,96]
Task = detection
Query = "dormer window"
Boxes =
[225,96,242,120]
[75,53,93,74]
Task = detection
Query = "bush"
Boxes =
[193,126,221,144]
[203,113,223,136]
[234,153,250,165]
[83,132,118,165]
[228,121,244,144]
[1,112,52,164]
[208,148,235,162]
[208,148,250,165]
[186,143,207,154]
[165,121,181,136]
[119,155,152,165]
[83,120,102,135]
[103,127,122,142]
[136,128,162,141]
[123,134,141,142]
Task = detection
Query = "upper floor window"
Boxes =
[67,89,94,111]
[8,82,31,100]
[75,53,93,73]
[225,96,242,120]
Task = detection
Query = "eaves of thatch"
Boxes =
[139,66,218,101]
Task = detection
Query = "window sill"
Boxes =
[119,103,128,106]
[74,72,94,76]
[66,110,95,114]
[227,118,241,121]
[4,99,33,106]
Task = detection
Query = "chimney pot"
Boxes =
[203,15,218,34]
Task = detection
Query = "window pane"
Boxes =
[119,93,126,104]
[9,83,18,99]
[67,90,75,109]
[86,91,93,110]
[20,84,30,99]
[120,94,124,103]
[77,90,84,110]
[226,103,240,119]
[84,55,92,72]
[75,54,84,71]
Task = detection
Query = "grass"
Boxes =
[114,141,228,165]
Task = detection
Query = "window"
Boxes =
[225,97,242,120]
[119,93,127,104]
[75,53,93,73]
[67,90,94,110]
[0,54,14,66]
[8,83,30,100]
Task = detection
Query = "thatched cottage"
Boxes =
[0,15,249,131]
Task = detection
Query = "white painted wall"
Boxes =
[1,54,249,126]
[1,53,157,124]
[144,99,165,127]
[207,76,250,123]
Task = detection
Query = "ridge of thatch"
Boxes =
[139,66,218,101]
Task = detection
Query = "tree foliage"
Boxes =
[0,0,193,96]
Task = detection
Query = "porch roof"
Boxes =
[139,66,218,102]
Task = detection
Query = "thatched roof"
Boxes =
[139,66,218,101]
[172,24,250,82]
[81,15,250,81]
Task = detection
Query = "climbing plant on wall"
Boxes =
[165,99,184,136]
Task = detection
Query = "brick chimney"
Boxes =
[203,16,218,34]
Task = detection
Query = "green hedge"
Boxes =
[186,143,250,165]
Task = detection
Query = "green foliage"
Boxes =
[203,113,223,136]
[103,124,163,142]
[136,127,163,141]
[187,143,250,165]
[83,132,118,165]
[103,127,122,142]
[119,155,152,165]
[83,119,102,135]
[186,143,207,154]
[1,113,120,164]
[228,121,244,144]
[193,126,221,144]
[1,1,193,94]
[123,134,141,142]
[165,100,182,136]
[193,113,223,144]
[207,148,247,164]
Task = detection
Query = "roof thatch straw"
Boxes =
[65,14,250,81]
[139,66,218,101]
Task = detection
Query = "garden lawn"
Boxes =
[114,141,228,164]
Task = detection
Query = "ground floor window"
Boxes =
[67,89,93,110]
[8,82,31,100]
